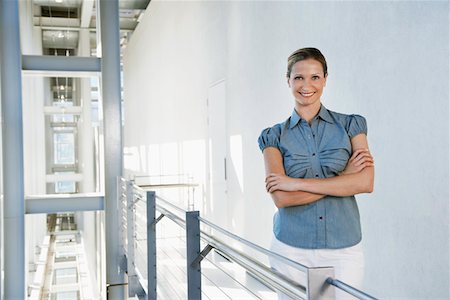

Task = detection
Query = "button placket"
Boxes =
[310,119,326,246]
[316,200,327,247]
[307,126,321,178]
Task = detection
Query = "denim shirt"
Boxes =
[258,105,367,249]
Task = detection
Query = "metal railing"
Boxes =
[133,174,199,211]
[120,178,378,300]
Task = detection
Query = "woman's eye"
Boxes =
[294,76,303,80]
[312,76,320,80]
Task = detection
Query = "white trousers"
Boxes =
[269,235,365,300]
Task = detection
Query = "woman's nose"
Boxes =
[301,79,312,88]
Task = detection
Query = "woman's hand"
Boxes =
[341,148,374,175]
[266,173,301,193]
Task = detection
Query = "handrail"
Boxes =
[121,178,379,300]
[153,194,321,299]
[155,203,186,229]
[155,195,186,215]
[153,197,308,298]
[133,174,198,189]
[198,216,309,273]
[199,230,307,299]
[326,278,377,300]
[155,197,309,274]
[140,183,199,188]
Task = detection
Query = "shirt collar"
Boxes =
[289,104,334,129]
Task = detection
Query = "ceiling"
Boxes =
[33,0,150,55]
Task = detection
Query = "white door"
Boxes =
[207,80,228,226]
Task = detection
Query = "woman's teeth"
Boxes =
[300,92,315,97]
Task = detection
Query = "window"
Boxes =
[54,133,75,164]
[54,254,76,263]
[53,267,78,285]
[55,179,76,194]
[50,291,79,300]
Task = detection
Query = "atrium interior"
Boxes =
[0,0,449,299]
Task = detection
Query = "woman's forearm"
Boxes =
[270,190,325,208]
[265,134,374,197]
[298,167,374,196]
[262,145,374,208]
[263,147,325,207]
[269,166,373,207]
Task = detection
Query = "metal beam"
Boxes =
[26,193,104,214]
[0,0,26,298]
[99,0,126,298]
[22,55,101,76]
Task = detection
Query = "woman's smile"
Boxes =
[299,91,315,98]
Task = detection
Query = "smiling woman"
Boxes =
[258,47,375,300]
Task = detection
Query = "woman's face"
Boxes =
[288,58,327,109]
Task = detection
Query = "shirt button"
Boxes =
[312,153,316,156]
[319,216,323,220]
[315,174,319,177]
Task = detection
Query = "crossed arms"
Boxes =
[263,134,374,208]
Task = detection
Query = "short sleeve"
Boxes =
[346,114,367,138]
[258,126,281,152]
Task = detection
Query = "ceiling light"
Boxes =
[55,0,63,3]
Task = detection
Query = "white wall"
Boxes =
[123,1,449,299]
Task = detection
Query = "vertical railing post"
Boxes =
[147,191,157,300]
[307,267,335,300]
[118,178,127,274]
[126,181,137,297]
[186,211,201,300]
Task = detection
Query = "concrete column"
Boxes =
[0,0,26,298]
[98,0,126,298]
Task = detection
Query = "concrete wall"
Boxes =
[123,1,449,299]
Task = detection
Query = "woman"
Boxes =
[258,48,374,299]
